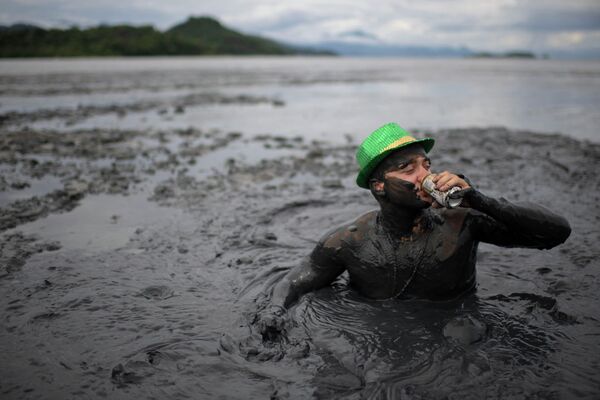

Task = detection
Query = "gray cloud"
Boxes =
[0,1,166,28]
[433,10,600,33]
[513,9,600,31]
[237,10,328,32]
[338,30,380,41]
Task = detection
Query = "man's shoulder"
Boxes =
[318,210,378,248]
[354,209,378,225]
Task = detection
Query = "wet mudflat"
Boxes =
[1,58,600,399]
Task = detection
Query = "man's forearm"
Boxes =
[466,189,571,249]
[270,260,344,309]
[270,276,300,309]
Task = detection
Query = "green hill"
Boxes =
[167,16,292,55]
[0,16,334,57]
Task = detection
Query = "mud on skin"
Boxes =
[0,125,599,399]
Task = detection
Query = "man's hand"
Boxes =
[431,171,471,192]
[255,305,287,342]
[425,172,473,208]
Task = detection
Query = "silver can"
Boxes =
[421,174,463,208]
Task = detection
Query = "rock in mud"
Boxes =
[443,315,487,346]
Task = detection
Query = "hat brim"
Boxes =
[356,137,434,189]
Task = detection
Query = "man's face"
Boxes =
[372,146,434,208]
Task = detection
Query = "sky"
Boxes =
[2,0,600,56]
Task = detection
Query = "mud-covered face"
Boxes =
[371,146,434,208]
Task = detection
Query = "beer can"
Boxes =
[421,174,463,208]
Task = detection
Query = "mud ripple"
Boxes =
[138,285,175,300]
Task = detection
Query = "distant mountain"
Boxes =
[167,17,330,55]
[468,50,537,59]
[301,41,473,57]
[0,16,334,57]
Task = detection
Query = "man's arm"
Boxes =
[271,229,347,309]
[433,171,571,249]
[463,189,571,249]
[256,227,347,339]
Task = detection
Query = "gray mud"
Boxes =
[0,92,283,127]
[1,116,599,399]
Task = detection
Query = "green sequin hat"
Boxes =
[355,123,435,189]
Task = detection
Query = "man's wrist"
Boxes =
[462,187,487,210]
[457,173,474,189]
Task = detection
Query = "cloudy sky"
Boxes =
[2,0,600,55]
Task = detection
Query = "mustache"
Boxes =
[384,176,418,194]
[382,176,431,209]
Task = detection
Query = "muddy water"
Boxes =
[1,58,600,399]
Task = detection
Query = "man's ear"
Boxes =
[369,179,385,196]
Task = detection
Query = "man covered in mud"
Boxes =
[256,122,571,339]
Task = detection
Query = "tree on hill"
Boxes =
[0,16,331,57]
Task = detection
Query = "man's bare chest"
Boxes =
[344,220,470,276]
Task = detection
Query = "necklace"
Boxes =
[381,214,432,299]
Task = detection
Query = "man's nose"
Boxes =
[415,166,429,188]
